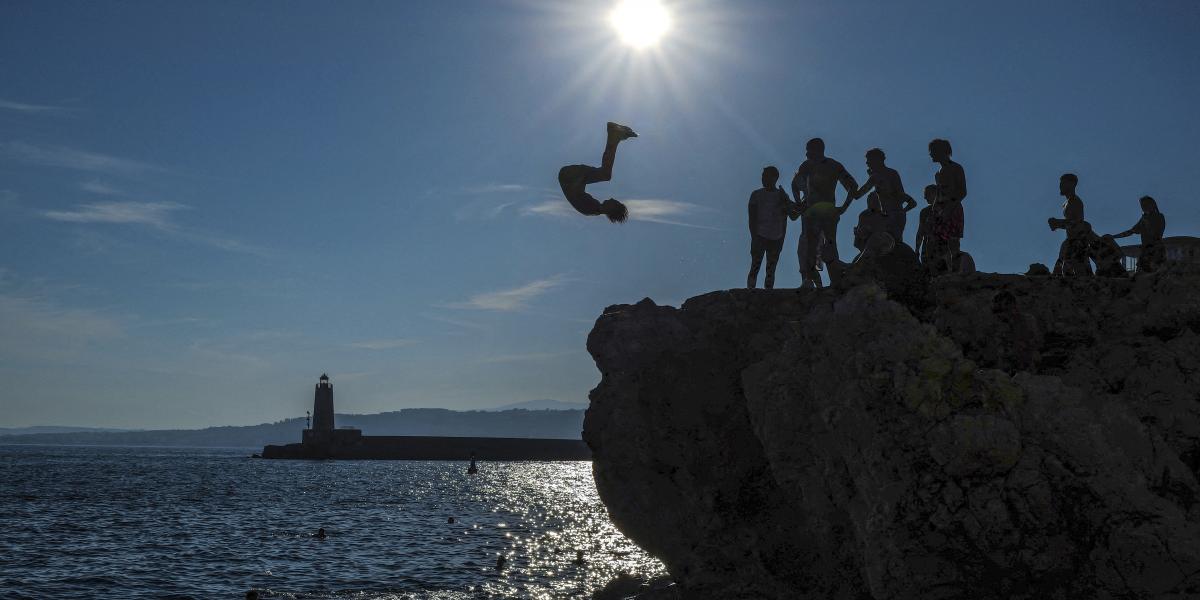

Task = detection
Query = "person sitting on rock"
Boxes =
[1048,173,1093,276]
[1090,234,1127,277]
[557,122,637,223]
[851,148,915,243]
[853,192,889,254]
[914,185,938,266]
[747,166,794,289]
[1110,195,1167,273]
[791,137,859,289]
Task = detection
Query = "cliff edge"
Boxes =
[584,271,1200,599]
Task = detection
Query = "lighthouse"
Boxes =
[312,373,335,433]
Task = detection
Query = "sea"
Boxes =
[0,445,666,599]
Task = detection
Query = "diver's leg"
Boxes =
[592,122,638,183]
[558,165,605,216]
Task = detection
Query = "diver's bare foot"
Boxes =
[607,122,637,140]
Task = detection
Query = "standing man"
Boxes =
[791,138,859,288]
[1048,173,1092,275]
[746,166,793,289]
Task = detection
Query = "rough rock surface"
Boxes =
[583,269,1200,599]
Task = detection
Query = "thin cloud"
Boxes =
[348,338,418,350]
[480,350,579,364]
[1,141,163,176]
[455,200,518,221]
[445,275,567,311]
[0,98,77,116]
[43,201,185,228]
[463,183,529,194]
[420,313,491,330]
[41,201,265,256]
[0,293,123,361]
[522,198,720,229]
[80,181,124,196]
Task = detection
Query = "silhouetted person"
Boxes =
[791,138,858,288]
[747,166,793,289]
[920,183,957,275]
[574,550,586,565]
[315,527,327,539]
[467,453,478,474]
[852,148,915,242]
[914,185,937,266]
[853,192,888,253]
[1090,234,1126,277]
[246,591,259,600]
[929,138,966,260]
[1048,173,1093,276]
[496,555,507,570]
[557,122,637,223]
[448,517,456,524]
[1111,195,1167,272]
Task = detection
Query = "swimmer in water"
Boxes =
[557,122,637,223]
[315,527,327,539]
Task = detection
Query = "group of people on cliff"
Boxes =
[554,123,1167,288]
[1049,173,1166,277]
[747,137,972,289]
[745,138,1168,289]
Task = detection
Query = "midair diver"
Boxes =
[557,122,638,223]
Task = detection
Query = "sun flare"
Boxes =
[609,0,671,49]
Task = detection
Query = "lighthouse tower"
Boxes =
[312,373,335,433]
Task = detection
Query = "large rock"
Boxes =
[583,273,1200,599]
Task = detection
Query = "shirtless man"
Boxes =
[851,148,915,243]
[557,122,638,223]
[791,138,858,288]
[1048,173,1092,275]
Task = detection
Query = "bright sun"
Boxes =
[609,0,671,49]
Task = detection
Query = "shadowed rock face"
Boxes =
[584,272,1200,600]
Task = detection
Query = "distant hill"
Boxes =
[0,408,585,449]
[488,399,589,411]
[0,426,135,436]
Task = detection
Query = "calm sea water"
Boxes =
[0,445,665,599]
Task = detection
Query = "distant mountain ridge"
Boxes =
[0,426,135,436]
[0,408,585,449]
[488,399,588,411]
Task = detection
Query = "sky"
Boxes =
[2,0,1198,428]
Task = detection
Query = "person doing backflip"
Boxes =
[746,166,794,289]
[791,138,858,289]
[557,122,638,223]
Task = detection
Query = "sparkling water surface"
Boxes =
[1,445,665,599]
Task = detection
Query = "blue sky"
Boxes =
[2,0,1198,428]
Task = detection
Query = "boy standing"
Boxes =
[747,166,793,289]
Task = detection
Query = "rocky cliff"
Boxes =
[583,269,1200,599]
